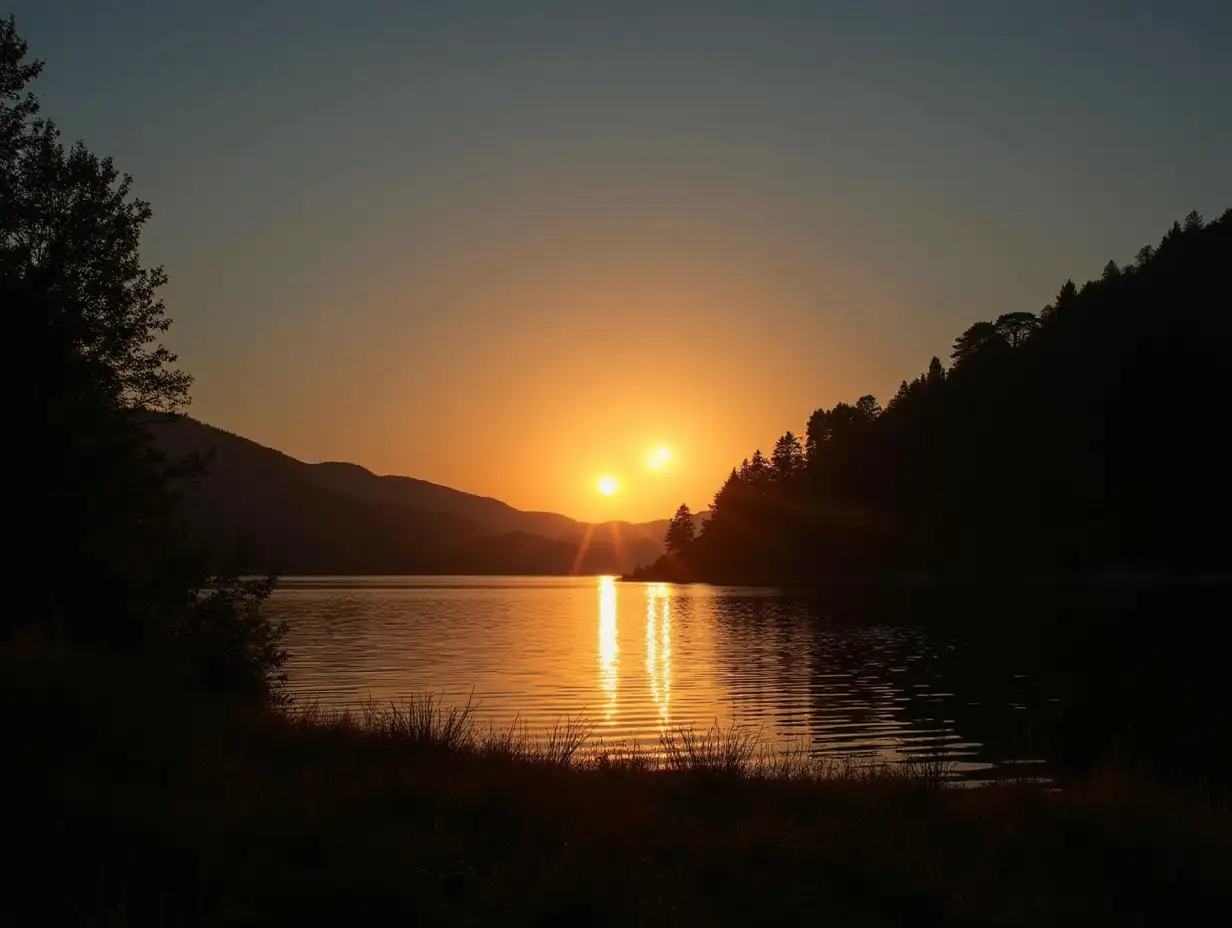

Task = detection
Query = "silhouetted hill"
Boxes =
[637,209,1232,584]
[307,457,668,553]
[152,417,671,575]
[309,460,576,538]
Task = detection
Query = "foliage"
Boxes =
[640,208,1232,582]
[664,502,696,554]
[175,572,287,702]
[1,18,284,700]
[2,20,190,413]
[771,430,804,479]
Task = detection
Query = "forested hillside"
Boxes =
[645,211,1232,583]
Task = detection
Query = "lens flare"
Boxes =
[647,447,672,469]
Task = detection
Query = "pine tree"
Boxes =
[771,431,804,480]
[664,503,696,554]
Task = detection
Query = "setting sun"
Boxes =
[597,475,619,496]
[647,447,672,469]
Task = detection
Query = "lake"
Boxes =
[272,575,1158,782]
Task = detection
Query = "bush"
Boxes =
[175,572,287,704]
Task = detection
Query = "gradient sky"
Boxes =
[11,1,1231,521]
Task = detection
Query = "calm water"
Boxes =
[272,575,1085,780]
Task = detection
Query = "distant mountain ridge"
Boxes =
[307,459,625,542]
[152,417,699,576]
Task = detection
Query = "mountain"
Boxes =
[304,457,672,557]
[306,460,580,539]
[152,417,674,575]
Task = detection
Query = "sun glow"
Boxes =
[597,475,619,495]
[646,447,672,470]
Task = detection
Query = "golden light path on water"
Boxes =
[600,578,672,729]
[275,575,1002,780]
[598,576,619,721]
[646,582,672,727]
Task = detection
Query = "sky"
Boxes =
[10,1,1231,522]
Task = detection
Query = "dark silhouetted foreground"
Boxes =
[3,16,286,700]
[639,210,1232,584]
[7,645,1232,926]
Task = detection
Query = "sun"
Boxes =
[646,447,672,470]
[597,475,619,496]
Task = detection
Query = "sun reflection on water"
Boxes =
[646,582,672,727]
[598,576,619,721]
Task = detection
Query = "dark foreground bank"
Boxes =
[6,647,1230,927]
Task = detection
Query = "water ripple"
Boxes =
[272,576,1043,779]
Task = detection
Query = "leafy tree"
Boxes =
[664,503,696,555]
[2,18,284,700]
[994,311,1039,348]
[950,321,1005,366]
[855,394,882,420]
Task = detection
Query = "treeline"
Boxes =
[650,210,1232,583]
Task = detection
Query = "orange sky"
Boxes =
[21,3,1230,522]
[166,181,1203,522]
[174,197,925,522]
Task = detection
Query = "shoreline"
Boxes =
[619,569,1232,588]
[8,646,1231,924]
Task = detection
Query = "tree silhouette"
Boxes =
[951,321,1005,366]
[746,449,770,489]
[771,431,804,480]
[710,468,741,517]
[994,312,1039,347]
[805,408,832,460]
[2,18,283,699]
[635,208,1232,584]
[664,503,696,555]
[855,394,882,420]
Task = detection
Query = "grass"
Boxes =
[291,699,952,783]
[5,645,1232,926]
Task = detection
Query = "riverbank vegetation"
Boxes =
[8,645,1232,926]
[640,208,1232,584]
